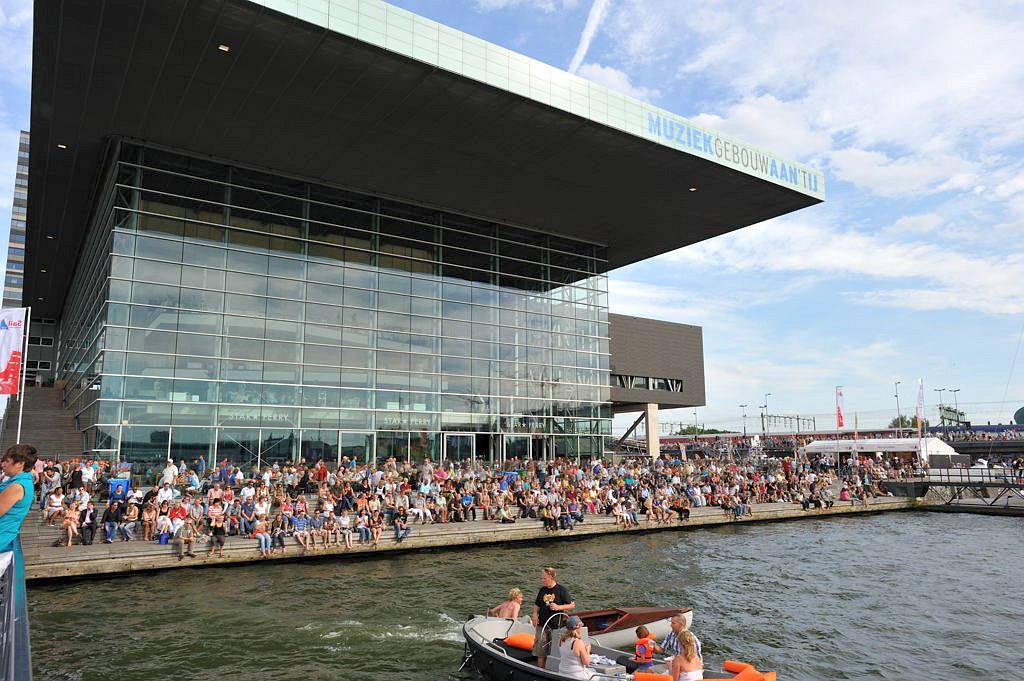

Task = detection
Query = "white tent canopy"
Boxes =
[799,437,957,462]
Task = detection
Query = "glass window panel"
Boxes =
[266,319,300,341]
[221,360,263,381]
[131,282,180,307]
[225,271,267,295]
[376,312,408,332]
[343,327,373,348]
[130,305,178,330]
[176,311,222,335]
[303,366,341,386]
[126,352,175,375]
[135,236,183,262]
[178,288,224,312]
[344,287,375,308]
[305,303,343,325]
[307,261,344,285]
[224,338,264,360]
[303,346,339,366]
[266,298,301,320]
[183,242,226,268]
[307,282,343,304]
[180,265,225,290]
[225,293,267,316]
[177,333,220,357]
[226,248,268,273]
[268,277,304,300]
[128,329,177,354]
[263,340,300,363]
[305,324,341,345]
[183,221,225,245]
[224,315,265,338]
[175,356,219,379]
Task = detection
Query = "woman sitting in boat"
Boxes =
[668,630,703,681]
[557,616,593,680]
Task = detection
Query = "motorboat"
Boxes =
[460,614,773,681]
[579,607,692,650]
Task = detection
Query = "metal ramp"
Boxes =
[925,468,1024,507]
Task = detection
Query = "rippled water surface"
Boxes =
[28,512,1022,681]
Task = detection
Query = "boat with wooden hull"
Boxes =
[580,606,692,649]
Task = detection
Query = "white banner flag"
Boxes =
[915,379,925,421]
[0,307,26,396]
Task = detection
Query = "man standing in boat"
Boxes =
[532,566,575,669]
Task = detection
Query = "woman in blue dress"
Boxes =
[0,444,38,552]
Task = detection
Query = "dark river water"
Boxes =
[28,512,1022,681]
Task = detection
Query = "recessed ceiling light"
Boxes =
[40,269,47,273]
[218,44,231,52]
[36,297,44,301]
[57,144,67,149]
[688,187,697,192]
[46,235,55,239]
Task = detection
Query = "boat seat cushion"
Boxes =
[503,632,535,650]
[492,639,537,662]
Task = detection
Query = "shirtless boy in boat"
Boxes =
[489,588,524,619]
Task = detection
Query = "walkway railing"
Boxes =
[0,547,32,681]
[925,468,1024,485]
[924,468,1024,507]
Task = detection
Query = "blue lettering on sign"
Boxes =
[646,112,812,190]
[0,320,7,330]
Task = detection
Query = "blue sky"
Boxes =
[0,0,1021,433]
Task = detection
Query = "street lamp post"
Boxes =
[933,388,947,437]
[950,388,961,429]
[739,404,748,438]
[894,380,902,438]
[763,393,771,437]
[693,409,698,439]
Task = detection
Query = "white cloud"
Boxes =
[575,62,658,101]
[567,0,610,73]
[665,216,1024,315]
[690,94,830,160]
[829,148,977,197]
[474,0,579,13]
[885,214,943,236]
[602,1,1024,198]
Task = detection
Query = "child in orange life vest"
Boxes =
[633,625,663,670]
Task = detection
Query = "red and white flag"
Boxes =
[915,379,925,433]
[835,386,845,428]
[0,308,27,395]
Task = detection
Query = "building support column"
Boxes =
[644,402,660,459]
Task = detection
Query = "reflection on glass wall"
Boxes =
[58,143,612,467]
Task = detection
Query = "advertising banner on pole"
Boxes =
[0,307,27,395]
[835,386,845,428]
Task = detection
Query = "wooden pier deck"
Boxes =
[21,496,917,581]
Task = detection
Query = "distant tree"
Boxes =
[888,415,928,429]
[675,426,729,436]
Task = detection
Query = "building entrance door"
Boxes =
[442,433,475,462]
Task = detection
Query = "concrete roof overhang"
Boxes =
[28,0,823,318]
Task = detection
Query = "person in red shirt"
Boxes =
[168,500,188,533]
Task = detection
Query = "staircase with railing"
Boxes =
[0,387,85,458]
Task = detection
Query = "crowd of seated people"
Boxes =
[27,447,907,557]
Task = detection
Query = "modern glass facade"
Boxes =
[60,142,611,469]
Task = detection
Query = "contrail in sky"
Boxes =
[568,0,611,74]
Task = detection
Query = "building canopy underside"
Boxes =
[28,0,822,319]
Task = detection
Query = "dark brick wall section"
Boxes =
[609,313,705,412]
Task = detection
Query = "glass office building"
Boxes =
[61,142,611,468]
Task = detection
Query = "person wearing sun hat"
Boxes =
[557,615,593,679]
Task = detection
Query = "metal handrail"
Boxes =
[925,468,1024,485]
[0,547,32,681]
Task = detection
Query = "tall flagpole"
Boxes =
[15,307,30,444]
